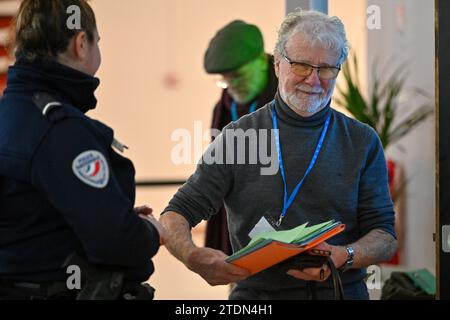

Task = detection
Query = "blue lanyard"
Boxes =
[231,101,257,121]
[272,104,331,227]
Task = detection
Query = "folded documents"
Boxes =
[226,220,345,275]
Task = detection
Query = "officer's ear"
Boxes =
[72,31,90,61]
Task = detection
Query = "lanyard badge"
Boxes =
[272,103,331,227]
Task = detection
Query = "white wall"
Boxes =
[0,0,19,14]
[329,0,368,116]
[89,0,284,181]
[366,0,435,272]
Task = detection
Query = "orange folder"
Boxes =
[228,223,345,276]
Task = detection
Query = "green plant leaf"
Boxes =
[389,105,434,144]
[335,53,432,150]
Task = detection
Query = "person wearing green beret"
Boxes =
[203,20,279,257]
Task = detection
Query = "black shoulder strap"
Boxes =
[327,256,345,300]
[32,92,67,122]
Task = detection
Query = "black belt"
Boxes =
[0,279,74,300]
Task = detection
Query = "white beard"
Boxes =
[284,84,334,116]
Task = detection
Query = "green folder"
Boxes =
[227,220,338,262]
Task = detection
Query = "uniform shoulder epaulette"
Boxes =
[32,92,67,122]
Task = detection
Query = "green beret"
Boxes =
[204,20,264,74]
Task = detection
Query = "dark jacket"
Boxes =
[0,59,160,282]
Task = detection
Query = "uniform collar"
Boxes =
[5,58,100,114]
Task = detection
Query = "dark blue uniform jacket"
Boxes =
[0,59,160,282]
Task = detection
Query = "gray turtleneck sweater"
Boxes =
[163,94,395,294]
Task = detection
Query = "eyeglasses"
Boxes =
[282,54,341,80]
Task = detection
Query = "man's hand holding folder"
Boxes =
[225,220,346,280]
[185,246,251,286]
[286,243,349,282]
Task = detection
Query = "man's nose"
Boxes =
[303,68,321,87]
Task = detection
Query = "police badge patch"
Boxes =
[72,150,109,188]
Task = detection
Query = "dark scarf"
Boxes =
[4,58,100,114]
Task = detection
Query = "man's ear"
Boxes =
[73,31,89,60]
[274,54,280,78]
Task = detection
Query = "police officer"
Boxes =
[0,0,166,299]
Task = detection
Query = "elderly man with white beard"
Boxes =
[160,10,397,300]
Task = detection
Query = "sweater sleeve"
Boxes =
[357,129,397,239]
[162,128,234,228]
